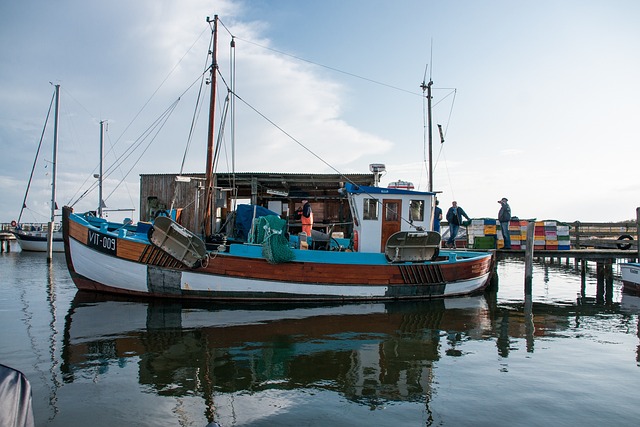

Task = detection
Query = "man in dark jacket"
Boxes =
[433,199,443,232]
[445,201,470,248]
[498,197,512,249]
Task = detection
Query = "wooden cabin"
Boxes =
[139,172,377,238]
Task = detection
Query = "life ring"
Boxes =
[616,234,633,250]
[11,220,17,227]
[352,230,359,252]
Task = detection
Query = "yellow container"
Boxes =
[484,225,497,235]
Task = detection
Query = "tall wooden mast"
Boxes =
[203,15,218,237]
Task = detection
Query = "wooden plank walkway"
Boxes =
[496,248,638,262]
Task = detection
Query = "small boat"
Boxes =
[11,224,64,253]
[620,262,640,293]
[12,84,64,254]
[61,16,494,302]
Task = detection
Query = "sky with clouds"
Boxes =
[1,0,639,224]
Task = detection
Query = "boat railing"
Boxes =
[8,222,61,232]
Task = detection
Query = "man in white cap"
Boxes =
[498,197,511,249]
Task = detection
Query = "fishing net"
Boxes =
[255,215,295,264]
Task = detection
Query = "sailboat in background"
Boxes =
[12,84,64,254]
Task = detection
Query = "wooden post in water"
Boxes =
[605,259,613,304]
[580,260,586,298]
[524,293,534,352]
[524,221,535,294]
[596,262,605,303]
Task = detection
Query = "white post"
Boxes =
[98,120,105,218]
[47,84,60,261]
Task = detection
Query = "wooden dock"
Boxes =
[496,247,638,262]
[0,231,16,252]
[493,246,638,304]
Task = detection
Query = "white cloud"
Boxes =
[1,0,639,223]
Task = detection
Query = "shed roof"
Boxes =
[141,172,377,199]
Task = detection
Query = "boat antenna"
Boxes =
[420,71,433,192]
[420,40,434,192]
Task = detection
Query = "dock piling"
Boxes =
[524,221,535,294]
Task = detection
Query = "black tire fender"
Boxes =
[616,234,633,250]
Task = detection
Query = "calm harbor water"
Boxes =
[1,250,639,426]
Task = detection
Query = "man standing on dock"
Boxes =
[446,201,470,248]
[498,197,512,249]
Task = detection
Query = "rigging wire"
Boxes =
[108,26,210,154]
[69,67,209,208]
[67,17,237,211]
[176,30,215,177]
[231,91,345,177]
[104,101,180,201]
[69,98,181,207]
[228,89,421,229]
[239,35,459,201]
[236,37,423,97]
[430,88,457,198]
[209,22,440,229]
[104,127,138,212]
[230,35,237,210]
[68,23,212,209]
[171,22,236,212]
[18,88,56,224]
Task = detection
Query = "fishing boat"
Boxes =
[620,262,640,293]
[12,84,64,254]
[61,16,494,301]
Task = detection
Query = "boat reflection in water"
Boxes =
[61,292,492,423]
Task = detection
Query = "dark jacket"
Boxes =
[498,202,511,223]
[446,206,469,226]
[295,202,312,220]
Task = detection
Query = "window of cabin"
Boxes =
[363,198,378,220]
[409,200,424,222]
[385,201,399,221]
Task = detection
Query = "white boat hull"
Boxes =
[13,231,64,252]
[620,262,640,293]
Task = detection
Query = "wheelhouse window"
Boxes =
[409,200,424,222]
[385,201,399,221]
[363,198,378,220]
